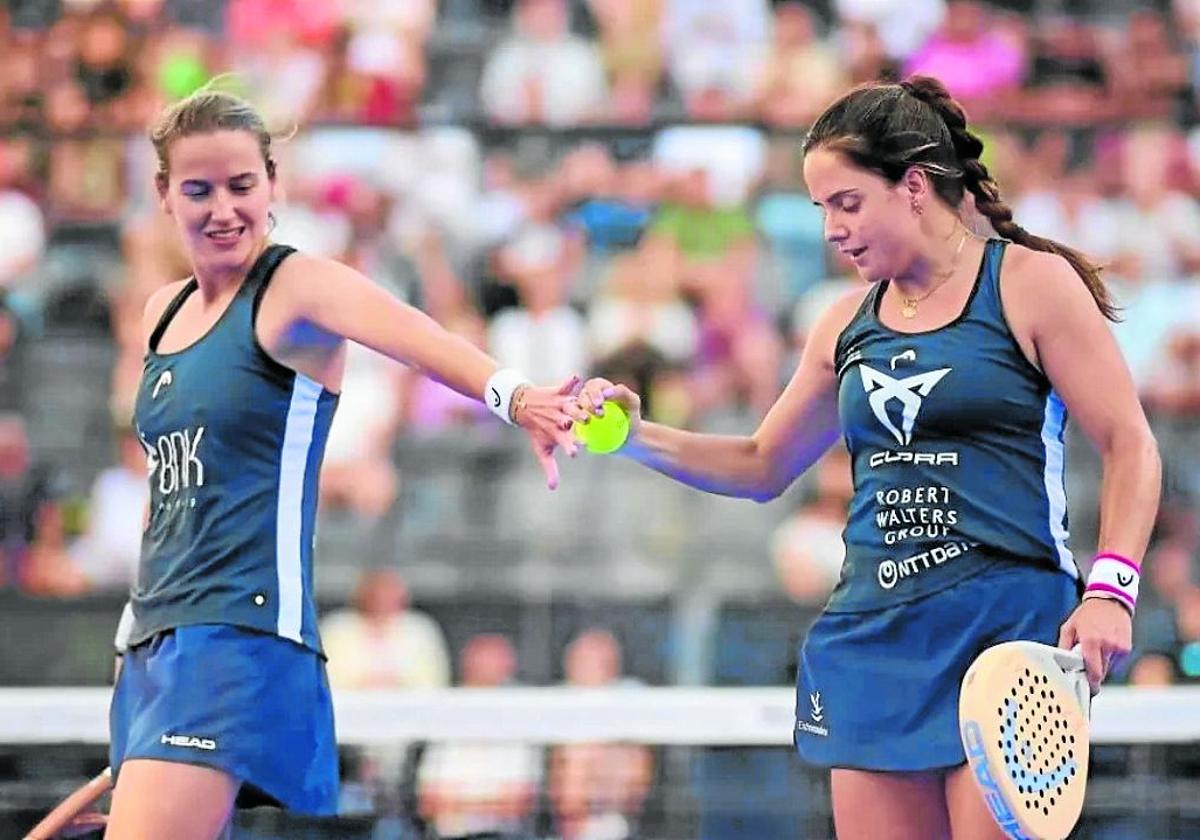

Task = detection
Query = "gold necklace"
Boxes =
[898,228,970,319]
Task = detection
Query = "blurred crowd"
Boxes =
[1,0,1198,137]
[1,0,1199,713]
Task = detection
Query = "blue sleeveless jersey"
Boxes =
[829,239,1077,613]
[130,245,338,653]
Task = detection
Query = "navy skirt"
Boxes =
[795,561,1079,771]
[110,623,339,815]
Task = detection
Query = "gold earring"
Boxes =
[911,197,922,216]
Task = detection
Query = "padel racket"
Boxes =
[959,642,1090,840]
[24,766,112,839]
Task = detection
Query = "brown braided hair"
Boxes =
[803,75,1117,321]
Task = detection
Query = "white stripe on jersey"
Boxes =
[1040,391,1075,578]
[276,374,322,643]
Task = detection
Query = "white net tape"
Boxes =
[0,686,1195,746]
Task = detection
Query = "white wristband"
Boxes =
[1083,553,1139,615]
[485,368,532,426]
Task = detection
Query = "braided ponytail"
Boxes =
[898,76,1118,321]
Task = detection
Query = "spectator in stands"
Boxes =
[322,568,452,808]
[361,0,438,38]
[0,36,43,130]
[587,236,698,368]
[1143,319,1200,512]
[902,0,1025,112]
[614,160,668,212]
[560,145,632,252]
[754,3,846,129]
[489,216,589,385]
[1143,327,1200,419]
[560,147,660,303]
[321,567,451,690]
[1019,16,1114,125]
[0,413,84,595]
[660,0,770,121]
[398,231,495,434]
[229,29,329,127]
[74,11,137,125]
[1097,127,1200,402]
[586,0,663,125]
[383,128,484,261]
[1121,540,1191,683]
[44,78,126,221]
[270,171,354,263]
[838,20,899,85]
[1107,9,1190,122]
[40,15,85,95]
[0,136,46,293]
[339,23,428,126]
[316,182,408,521]
[69,424,148,591]
[1127,652,1178,685]
[1109,126,1200,284]
[649,166,755,283]
[754,139,830,310]
[327,175,415,298]
[835,0,944,63]
[1009,135,1120,264]
[473,152,531,252]
[400,308,495,434]
[1145,538,1197,609]
[650,168,784,418]
[480,0,608,126]
[225,0,340,52]
[417,633,542,839]
[549,629,654,840]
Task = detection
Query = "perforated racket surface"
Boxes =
[959,641,1090,840]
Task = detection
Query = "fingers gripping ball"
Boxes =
[574,400,629,454]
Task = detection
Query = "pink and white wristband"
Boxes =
[1083,552,1140,615]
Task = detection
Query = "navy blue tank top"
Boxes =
[830,239,1077,613]
[130,245,338,653]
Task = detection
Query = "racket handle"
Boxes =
[1056,645,1092,713]
[24,767,113,840]
[1057,644,1085,670]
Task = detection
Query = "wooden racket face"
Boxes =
[960,642,1089,840]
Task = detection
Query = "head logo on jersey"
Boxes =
[859,363,951,446]
[152,370,174,399]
